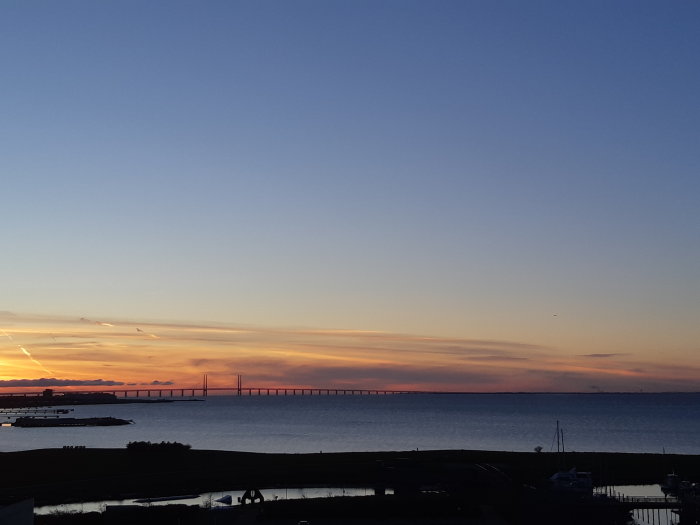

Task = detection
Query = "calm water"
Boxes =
[2,393,699,454]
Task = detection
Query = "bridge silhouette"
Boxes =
[0,376,428,399]
[0,386,422,398]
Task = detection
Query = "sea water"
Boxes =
[2,393,699,454]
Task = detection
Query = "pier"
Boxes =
[611,495,684,525]
[614,495,682,510]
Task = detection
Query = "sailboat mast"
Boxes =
[561,428,565,453]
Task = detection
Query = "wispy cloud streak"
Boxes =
[0,312,698,392]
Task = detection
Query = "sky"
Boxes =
[1,0,699,393]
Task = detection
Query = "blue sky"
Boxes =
[1,1,699,390]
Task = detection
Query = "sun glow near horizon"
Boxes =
[0,312,698,394]
[1,3,699,397]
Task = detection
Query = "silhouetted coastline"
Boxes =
[0,390,172,409]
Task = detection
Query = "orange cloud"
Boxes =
[0,312,698,393]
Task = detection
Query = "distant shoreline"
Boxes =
[2,391,700,406]
[0,390,175,409]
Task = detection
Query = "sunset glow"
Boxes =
[1,2,698,395]
[0,313,698,393]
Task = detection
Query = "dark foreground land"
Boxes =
[4,447,699,524]
[35,495,501,525]
[2,447,698,505]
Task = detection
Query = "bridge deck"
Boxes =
[0,387,423,398]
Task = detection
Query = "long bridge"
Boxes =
[0,374,430,398]
[0,387,419,398]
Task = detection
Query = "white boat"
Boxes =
[549,467,593,496]
[661,473,680,496]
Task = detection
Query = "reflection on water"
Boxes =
[34,487,393,515]
[616,485,676,525]
[6,393,700,454]
[35,485,680,524]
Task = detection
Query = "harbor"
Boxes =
[8,447,700,524]
[2,392,699,523]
